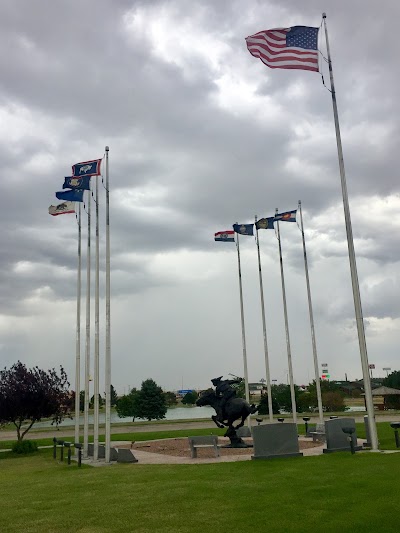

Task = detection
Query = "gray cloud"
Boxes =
[1,0,399,391]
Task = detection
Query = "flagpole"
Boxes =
[322,13,378,450]
[235,231,250,409]
[83,190,91,458]
[93,175,100,460]
[298,201,323,423]
[255,216,273,422]
[74,203,81,451]
[275,211,297,425]
[105,146,111,462]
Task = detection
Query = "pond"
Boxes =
[32,406,215,428]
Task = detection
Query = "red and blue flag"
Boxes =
[215,230,235,242]
[274,210,297,222]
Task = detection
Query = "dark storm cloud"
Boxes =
[1,0,400,388]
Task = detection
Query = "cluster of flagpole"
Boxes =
[48,148,112,462]
[215,204,324,425]
[224,12,378,448]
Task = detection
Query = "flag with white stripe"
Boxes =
[246,26,319,72]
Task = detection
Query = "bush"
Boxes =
[322,391,346,412]
[11,440,38,454]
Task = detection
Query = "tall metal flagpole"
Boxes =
[255,216,273,422]
[105,146,111,462]
[322,13,378,450]
[83,190,91,457]
[93,175,100,460]
[275,211,297,424]
[235,231,250,407]
[298,201,323,423]
[74,203,82,450]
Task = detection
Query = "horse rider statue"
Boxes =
[211,375,242,423]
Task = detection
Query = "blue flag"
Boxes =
[56,189,84,202]
[63,176,91,190]
[233,223,254,236]
[256,217,275,230]
[72,159,102,177]
[274,210,297,222]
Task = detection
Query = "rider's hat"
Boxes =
[211,376,223,384]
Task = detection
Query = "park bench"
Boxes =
[116,448,138,463]
[188,435,220,458]
[309,422,326,443]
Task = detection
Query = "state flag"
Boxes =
[48,202,75,216]
[215,230,235,242]
[72,159,102,177]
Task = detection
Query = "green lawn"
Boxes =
[0,448,399,533]
[1,420,399,450]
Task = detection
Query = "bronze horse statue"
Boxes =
[196,389,258,447]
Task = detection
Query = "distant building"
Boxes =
[249,383,264,396]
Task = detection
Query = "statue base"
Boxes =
[221,442,253,449]
[223,427,253,448]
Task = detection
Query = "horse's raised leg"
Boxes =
[212,415,225,429]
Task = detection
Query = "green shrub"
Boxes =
[11,440,38,454]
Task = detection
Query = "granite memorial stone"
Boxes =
[252,422,303,460]
[323,417,362,453]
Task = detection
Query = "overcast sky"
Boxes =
[1,0,399,395]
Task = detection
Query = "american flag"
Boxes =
[245,26,319,72]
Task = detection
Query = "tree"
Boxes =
[90,394,104,409]
[116,389,138,421]
[257,392,280,415]
[272,383,302,413]
[296,391,315,413]
[181,391,198,405]
[383,370,400,390]
[307,379,342,397]
[307,379,345,410]
[164,391,178,407]
[232,378,245,399]
[322,391,346,412]
[0,361,71,441]
[132,379,167,421]
[110,384,118,407]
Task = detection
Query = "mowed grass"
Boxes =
[0,448,399,533]
[1,420,399,450]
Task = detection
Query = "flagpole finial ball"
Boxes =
[105,146,109,151]
[322,12,326,18]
